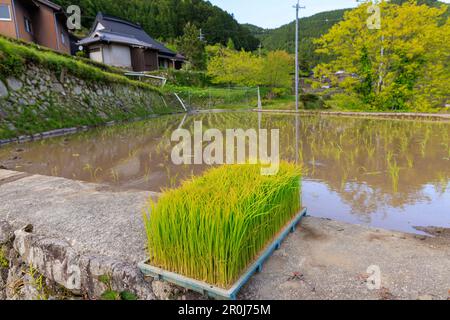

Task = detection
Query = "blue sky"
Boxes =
[209,0,450,29]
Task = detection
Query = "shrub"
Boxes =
[268,87,290,99]
[324,93,367,111]
[0,50,24,77]
[147,70,212,87]
[143,163,302,288]
[300,94,325,110]
[169,70,212,87]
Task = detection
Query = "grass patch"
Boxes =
[143,163,302,289]
[262,95,296,110]
[0,246,8,268]
[166,85,259,109]
[0,97,174,140]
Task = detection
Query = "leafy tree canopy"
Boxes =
[207,46,293,91]
[315,1,450,111]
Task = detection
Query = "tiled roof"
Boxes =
[78,30,152,48]
[79,12,175,56]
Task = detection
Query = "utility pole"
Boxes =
[293,1,305,112]
[199,29,205,42]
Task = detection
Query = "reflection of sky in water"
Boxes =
[1,112,449,234]
[304,180,450,234]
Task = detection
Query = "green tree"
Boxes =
[315,1,450,111]
[226,38,236,50]
[207,47,293,94]
[259,51,293,91]
[177,22,206,70]
[207,48,262,86]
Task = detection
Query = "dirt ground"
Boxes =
[239,217,450,300]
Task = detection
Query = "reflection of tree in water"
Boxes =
[339,182,432,222]
[263,115,450,217]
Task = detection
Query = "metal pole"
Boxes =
[293,1,305,112]
[257,87,262,110]
[295,2,299,112]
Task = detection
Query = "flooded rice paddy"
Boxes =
[1,112,449,234]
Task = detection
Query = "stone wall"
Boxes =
[0,221,156,300]
[0,63,182,141]
[0,221,191,300]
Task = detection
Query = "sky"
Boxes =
[209,0,450,29]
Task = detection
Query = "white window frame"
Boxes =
[24,17,32,34]
[0,4,12,21]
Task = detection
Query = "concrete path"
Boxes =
[0,169,158,263]
[1,170,449,300]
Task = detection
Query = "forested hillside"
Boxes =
[245,9,347,72]
[52,0,259,51]
[246,0,449,72]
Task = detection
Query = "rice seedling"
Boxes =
[143,162,302,289]
[366,145,376,159]
[51,166,59,176]
[110,169,120,183]
[387,159,400,193]
[406,156,414,169]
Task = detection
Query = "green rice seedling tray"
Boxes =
[138,208,307,300]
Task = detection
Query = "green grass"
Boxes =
[143,163,302,288]
[164,85,259,110]
[0,246,9,268]
[164,85,298,110]
[0,36,161,94]
[261,95,296,110]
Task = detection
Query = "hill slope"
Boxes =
[244,9,347,72]
[52,0,259,51]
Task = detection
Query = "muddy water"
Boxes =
[1,112,449,234]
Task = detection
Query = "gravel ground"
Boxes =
[239,217,450,300]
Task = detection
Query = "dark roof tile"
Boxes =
[92,12,175,56]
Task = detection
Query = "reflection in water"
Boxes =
[1,112,449,234]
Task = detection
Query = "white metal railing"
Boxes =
[124,72,167,87]
[174,93,188,112]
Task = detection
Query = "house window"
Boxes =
[0,4,12,21]
[24,18,32,34]
[61,32,66,45]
